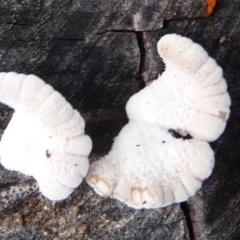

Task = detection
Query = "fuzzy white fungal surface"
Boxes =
[0,73,92,201]
[86,34,231,209]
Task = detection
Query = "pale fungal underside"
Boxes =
[0,73,92,201]
[86,34,231,209]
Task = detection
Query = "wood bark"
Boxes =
[0,1,239,239]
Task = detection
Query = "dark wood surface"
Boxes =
[0,1,239,239]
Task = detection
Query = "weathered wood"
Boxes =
[0,0,239,239]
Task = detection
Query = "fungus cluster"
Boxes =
[0,73,92,200]
[86,34,231,209]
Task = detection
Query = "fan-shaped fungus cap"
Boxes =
[127,34,231,142]
[86,34,231,209]
[0,72,92,201]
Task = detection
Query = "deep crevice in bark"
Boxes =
[180,202,195,240]
[135,31,146,90]
[98,29,146,90]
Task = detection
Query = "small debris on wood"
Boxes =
[78,224,88,234]
[156,208,164,214]
[25,198,39,210]
[17,213,24,227]
[219,36,227,44]
[206,0,217,17]
[72,206,80,217]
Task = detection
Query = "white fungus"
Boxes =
[0,72,92,201]
[86,34,231,209]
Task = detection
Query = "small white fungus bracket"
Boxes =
[0,73,92,201]
[86,34,231,209]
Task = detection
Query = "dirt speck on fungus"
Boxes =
[46,150,51,158]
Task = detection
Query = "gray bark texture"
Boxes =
[0,0,239,239]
